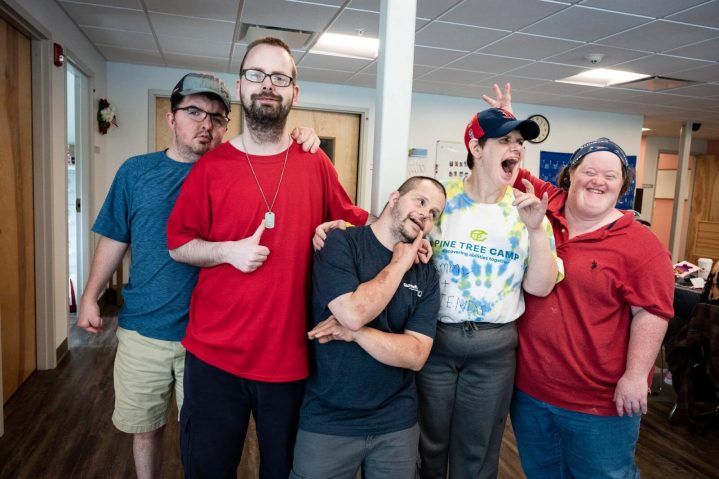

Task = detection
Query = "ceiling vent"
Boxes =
[236,24,314,49]
[615,76,696,92]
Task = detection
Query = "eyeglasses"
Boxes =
[241,69,294,87]
[174,106,229,128]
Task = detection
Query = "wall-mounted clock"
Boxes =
[528,114,550,144]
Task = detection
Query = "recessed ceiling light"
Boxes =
[557,68,650,88]
[616,76,696,92]
[310,32,379,60]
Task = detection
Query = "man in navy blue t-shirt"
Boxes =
[291,176,446,479]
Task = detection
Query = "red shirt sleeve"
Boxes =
[167,159,210,250]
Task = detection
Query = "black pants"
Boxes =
[180,351,305,479]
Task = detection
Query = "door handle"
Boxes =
[76,198,81,213]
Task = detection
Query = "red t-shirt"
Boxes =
[167,141,368,382]
[513,169,674,415]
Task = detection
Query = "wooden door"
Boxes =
[154,100,361,202]
[0,16,36,403]
[288,108,361,202]
[686,154,719,264]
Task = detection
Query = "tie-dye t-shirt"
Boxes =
[430,178,562,324]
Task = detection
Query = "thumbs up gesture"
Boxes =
[224,220,271,272]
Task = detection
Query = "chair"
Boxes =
[666,302,719,424]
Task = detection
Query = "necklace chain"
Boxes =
[241,134,290,221]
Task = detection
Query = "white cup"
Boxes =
[697,257,713,280]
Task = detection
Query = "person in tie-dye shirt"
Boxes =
[417,103,563,479]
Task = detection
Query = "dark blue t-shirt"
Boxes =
[299,226,439,436]
[92,151,198,341]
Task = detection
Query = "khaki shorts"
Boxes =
[112,327,185,434]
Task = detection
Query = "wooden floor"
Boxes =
[1,310,718,478]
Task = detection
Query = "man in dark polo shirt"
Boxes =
[291,176,446,479]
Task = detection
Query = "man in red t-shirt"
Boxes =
[166,37,369,478]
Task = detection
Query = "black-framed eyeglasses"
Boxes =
[174,106,230,128]
[241,69,294,87]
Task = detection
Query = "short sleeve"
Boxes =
[622,235,674,320]
[404,265,440,338]
[312,230,361,313]
[92,163,132,244]
[166,160,210,249]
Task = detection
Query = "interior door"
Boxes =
[686,154,719,264]
[0,16,36,403]
[288,108,361,202]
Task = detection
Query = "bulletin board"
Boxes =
[435,140,469,180]
[539,151,637,210]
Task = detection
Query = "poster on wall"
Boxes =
[539,151,637,210]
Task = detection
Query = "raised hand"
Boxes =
[224,220,270,272]
[513,179,548,231]
[291,127,320,153]
[392,231,424,272]
[481,83,513,114]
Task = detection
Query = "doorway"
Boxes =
[651,152,694,257]
[66,61,91,328]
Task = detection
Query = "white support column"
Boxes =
[668,121,693,262]
[371,0,416,214]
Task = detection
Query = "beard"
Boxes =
[389,205,418,243]
[241,92,293,143]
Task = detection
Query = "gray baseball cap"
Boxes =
[171,72,231,112]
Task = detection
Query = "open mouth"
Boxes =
[408,216,423,230]
[501,159,518,173]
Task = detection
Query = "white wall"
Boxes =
[4,0,108,351]
[640,136,707,220]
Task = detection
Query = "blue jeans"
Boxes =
[510,389,641,479]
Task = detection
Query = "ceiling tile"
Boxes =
[328,8,379,37]
[345,0,379,12]
[98,45,163,65]
[82,26,156,51]
[666,1,719,28]
[478,33,583,60]
[473,74,548,90]
[298,52,373,72]
[597,20,717,53]
[437,0,565,30]
[416,0,464,20]
[522,6,650,42]
[509,90,565,106]
[344,73,376,88]
[149,12,235,42]
[241,0,338,32]
[417,68,492,85]
[546,44,653,67]
[526,81,594,96]
[158,34,232,57]
[571,86,652,101]
[505,62,588,81]
[413,80,485,98]
[59,0,142,9]
[665,37,719,62]
[297,67,355,84]
[164,53,230,73]
[60,2,150,32]
[613,54,712,77]
[671,63,719,83]
[666,83,719,98]
[413,46,467,67]
[446,53,531,74]
[580,0,707,18]
[144,0,240,21]
[415,22,507,52]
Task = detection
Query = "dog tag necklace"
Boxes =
[241,135,289,229]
